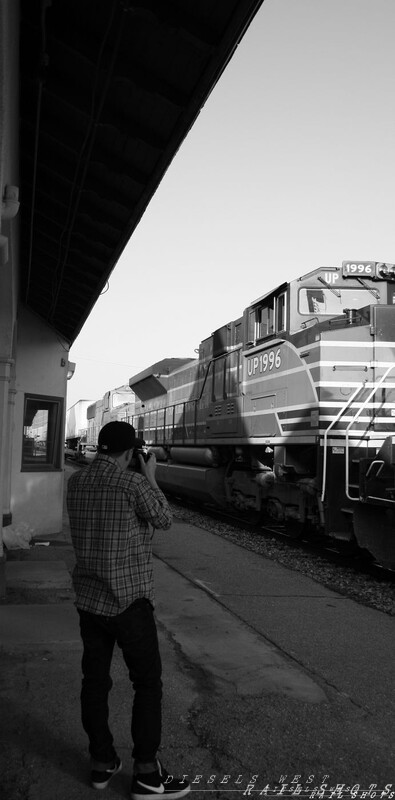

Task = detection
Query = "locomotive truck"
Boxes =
[125,261,395,568]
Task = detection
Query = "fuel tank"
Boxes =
[169,447,219,466]
[156,462,227,507]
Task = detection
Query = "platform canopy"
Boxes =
[19,0,264,344]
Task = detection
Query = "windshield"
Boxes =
[298,288,378,316]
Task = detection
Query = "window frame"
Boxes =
[21,393,64,472]
[276,291,287,332]
[298,286,380,316]
[250,291,287,344]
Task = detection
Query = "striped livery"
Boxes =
[123,262,395,567]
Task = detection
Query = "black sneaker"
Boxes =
[131,760,190,800]
[91,756,122,789]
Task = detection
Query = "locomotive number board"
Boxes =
[247,347,282,376]
[341,261,375,277]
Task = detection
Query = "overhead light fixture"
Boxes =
[2,185,20,220]
[67,361,76,380]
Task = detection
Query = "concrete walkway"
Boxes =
[0,469,394,798]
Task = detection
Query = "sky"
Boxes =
[67,0,395,409]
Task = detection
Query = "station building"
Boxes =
[0,0,263,592]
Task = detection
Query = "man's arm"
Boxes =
[139,452,160,490]
[134,453,172,529]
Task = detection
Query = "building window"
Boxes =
[22,394,63,471]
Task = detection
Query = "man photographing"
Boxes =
[66,420,190,799]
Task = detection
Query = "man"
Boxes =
[66,421,190,799]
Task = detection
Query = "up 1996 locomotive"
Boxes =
[123,260,395,568]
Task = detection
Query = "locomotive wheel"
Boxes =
[262,498,304,539]
[335,538,360,558]
[261,512,304,539]
[283,520,305,539]
[246,509,264,527]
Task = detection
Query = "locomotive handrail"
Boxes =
[365,460,385,479]
[198,360,213,400]
[345,363,395,501]
[320,383,366,502]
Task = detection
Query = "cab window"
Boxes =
[257,302,275,338]
[299,287,379,316]
[276,292,286,331]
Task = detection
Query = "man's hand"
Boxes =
[139,452,159,488]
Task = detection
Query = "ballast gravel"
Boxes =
[169,503,395,617]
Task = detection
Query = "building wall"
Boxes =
[0,2,72,584]
[0,0,20,583]
[11,306,70,535]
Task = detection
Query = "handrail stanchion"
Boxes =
[321,384,365,502]
[345,364,395,500]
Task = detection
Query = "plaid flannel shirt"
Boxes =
[66,454,172,616]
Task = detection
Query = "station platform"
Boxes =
[0,475,394,798]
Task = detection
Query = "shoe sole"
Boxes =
[92,760,122,790]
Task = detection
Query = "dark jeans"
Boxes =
[78,598,162,764]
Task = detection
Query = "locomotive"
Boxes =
[86,384,136,445]
[124,260,395,568]
[65,385,136,462]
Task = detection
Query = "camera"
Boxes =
[129,445,151,471]
[133,447,149,464]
